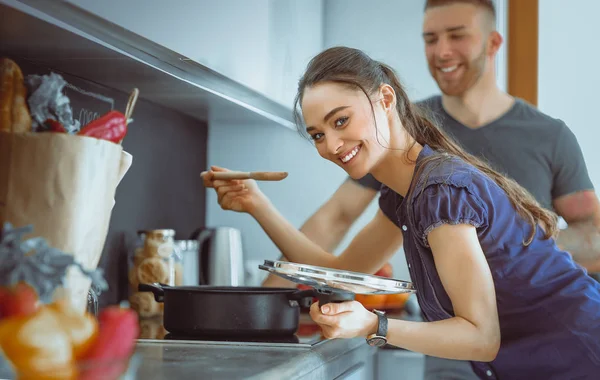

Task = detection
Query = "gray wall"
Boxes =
[538,0,600,190]
[323,0,440,102]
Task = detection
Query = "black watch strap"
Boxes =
[374,309,388,337]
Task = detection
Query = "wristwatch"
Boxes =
[366,309,388,347]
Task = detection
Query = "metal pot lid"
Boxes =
[258,260,416,295]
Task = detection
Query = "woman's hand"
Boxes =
[309,300,378,339]
[202,166,267,215]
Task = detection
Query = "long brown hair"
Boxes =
[293,46,557,245]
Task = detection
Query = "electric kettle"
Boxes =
[187,226,245,286]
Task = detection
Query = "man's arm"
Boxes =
[262,178,378,287]
[300,178,379,251]
[554,191,600,272]
[550,124,600,272]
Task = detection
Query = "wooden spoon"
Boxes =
[201,171,288,181]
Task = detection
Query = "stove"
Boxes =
[136,313,328,349]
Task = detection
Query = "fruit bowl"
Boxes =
[0,224,141,380]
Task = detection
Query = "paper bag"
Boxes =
[0,131,125,313]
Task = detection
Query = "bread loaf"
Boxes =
[0,58,31,133]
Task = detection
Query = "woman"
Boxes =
[203,47,600,379]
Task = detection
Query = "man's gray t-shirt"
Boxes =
[356,95,593,211]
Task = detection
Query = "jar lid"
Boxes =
[174,240,200,250]
[138,229,176,238]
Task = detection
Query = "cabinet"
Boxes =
[331,347,425,380]
[376,349,425,380]
[64,0,270,93]
[335,362,373,380]
[312,345,376,380]
[65,0,323,107]
[3,0,298,130]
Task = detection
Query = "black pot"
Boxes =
[138,283,354,337]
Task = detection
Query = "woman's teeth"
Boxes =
[341,145,361,163]
[440,65,458,73]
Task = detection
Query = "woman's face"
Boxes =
[301,82,392,179]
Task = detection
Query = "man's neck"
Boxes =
[441,79,515,129]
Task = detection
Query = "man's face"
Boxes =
[423,3,493,96]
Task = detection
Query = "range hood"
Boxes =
[0,0,295,129]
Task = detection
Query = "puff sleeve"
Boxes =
[411,183,487,247]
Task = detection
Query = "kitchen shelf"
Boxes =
[0,0,296,129]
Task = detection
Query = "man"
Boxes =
[262,0,600,378]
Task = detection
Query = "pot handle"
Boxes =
[138,283,166,302]
[316,289,355,306]
[289,289,318,301]
[289,288,355,306]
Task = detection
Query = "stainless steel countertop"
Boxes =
[133,337,376,380]
[0,310,413,379]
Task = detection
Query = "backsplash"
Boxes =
[17,59,209,307]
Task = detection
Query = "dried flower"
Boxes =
[0,223,108,303]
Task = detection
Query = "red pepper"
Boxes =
[79,305,139,380]
[0,282,39,320]
[42,119,67,133]
[77,110,128,144]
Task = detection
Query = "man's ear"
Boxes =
[487,31,503,57]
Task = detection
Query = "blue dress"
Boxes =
[378,145,600,379]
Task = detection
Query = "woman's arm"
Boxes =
[205,167,401,275]
[387,223,500,361]
[252,197,403,274]
[312,223,500,362]
[299,178,380,252]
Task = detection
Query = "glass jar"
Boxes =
[128,229,176,319]
[172,240,200,286]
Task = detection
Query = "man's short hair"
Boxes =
[424,0,496,23]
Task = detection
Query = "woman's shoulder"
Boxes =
[409,152,508,218]
[412,153,484,196]
[406,154,493,246]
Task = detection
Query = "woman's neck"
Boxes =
[371,141,423,197]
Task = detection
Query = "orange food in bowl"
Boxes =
[0,307,76,380]
[354,294,388,310]
[355,292,411,311]
[384,293,410,310]
[48,300,98,360]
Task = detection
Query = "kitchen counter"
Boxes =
[133,337,376,380]
[129,309,421,380]
[0,311,418,380]
[0,334,376,380]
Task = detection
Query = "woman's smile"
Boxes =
[339,144,362,165]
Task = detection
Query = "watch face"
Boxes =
[367,336,387,347]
